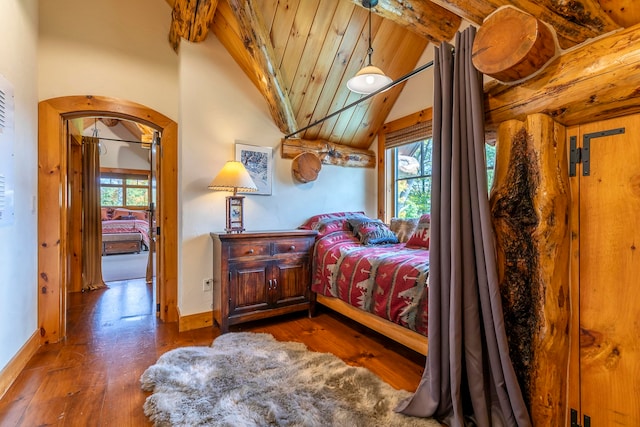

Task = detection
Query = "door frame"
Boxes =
[38,95,179,344]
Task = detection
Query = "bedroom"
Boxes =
[2,0,639,425]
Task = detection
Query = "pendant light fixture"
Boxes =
[347,0,392,94]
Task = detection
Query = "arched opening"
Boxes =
[38,95,178,343]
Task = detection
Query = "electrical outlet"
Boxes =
[203,278,213,292]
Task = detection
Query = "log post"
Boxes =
[490,113,570,426]
[168,0,218,52]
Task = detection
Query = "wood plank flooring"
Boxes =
[0,279,425,426]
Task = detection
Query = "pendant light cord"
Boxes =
[367,5,373,66]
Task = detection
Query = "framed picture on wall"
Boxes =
[235,142,273,195]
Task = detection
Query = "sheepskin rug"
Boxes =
[140,332,439,426]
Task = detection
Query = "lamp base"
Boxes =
[225,195,245,233]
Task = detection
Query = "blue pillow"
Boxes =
[348,218,398,245]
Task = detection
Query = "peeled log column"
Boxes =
[490,113,570,426]
[472,7,556,82]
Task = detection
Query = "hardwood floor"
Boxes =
[0,279,425,426]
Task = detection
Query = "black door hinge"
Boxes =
[156,303,160,313]
[571,408,580,427]
[156,226,160,236]
[569,136,581,177]
[571,408,592,427]
[570,127,625,177]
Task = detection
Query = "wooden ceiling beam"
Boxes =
[281,138,375,168]
[169,0,219,52]
[484,23,640,129]
[598,0,640,27]
[431,0,619,48]
[223,0,298,135]
[349,0,461,44]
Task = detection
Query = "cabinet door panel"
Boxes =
[229,261,270,316]
[272,257,309,306]
[578,114,640,426]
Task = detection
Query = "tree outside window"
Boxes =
[100,172,149,208]
[391,140,496,218]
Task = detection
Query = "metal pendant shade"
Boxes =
[347,0,392,94]
[347,65,392,94]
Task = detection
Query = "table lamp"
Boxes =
[208,160,257,233]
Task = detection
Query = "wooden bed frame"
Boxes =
[312,293,428,356]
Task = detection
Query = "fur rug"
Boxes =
[140,332,439,426]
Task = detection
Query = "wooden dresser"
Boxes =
[210,230,317,333]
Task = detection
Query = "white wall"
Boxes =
[387,47,435,122]
[0,0,39,372]
[387,20,475,123]
[34,0,438,320]
[178,37,377,315]
[38,0,178,120]
[82,121,151,171]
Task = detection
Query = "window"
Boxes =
[100,171,149,208]
[379,109,496,221]
[389,141,496,218]
[394,139,433,218]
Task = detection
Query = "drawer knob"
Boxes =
[247,249,254,254]
[289,245,296,251]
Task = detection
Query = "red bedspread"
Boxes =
[311,231,429,336]
[101,219,150,247]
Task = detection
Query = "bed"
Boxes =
[302,212,431,355]
[101,208,150,254]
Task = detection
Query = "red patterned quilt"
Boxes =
[101,219,150,247]
[311,231,429,336]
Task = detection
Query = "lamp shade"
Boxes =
[208,161,258,195]
[346,65,393,94]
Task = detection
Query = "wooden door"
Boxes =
[569,114,640,426]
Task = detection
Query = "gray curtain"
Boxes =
[82,136,106,291]
[396,27,531,426]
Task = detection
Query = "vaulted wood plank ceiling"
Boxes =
[165,0,639,150]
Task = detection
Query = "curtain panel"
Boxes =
[82,136,106,291]
[396,27,531,427]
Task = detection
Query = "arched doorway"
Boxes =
[38,95,178,344]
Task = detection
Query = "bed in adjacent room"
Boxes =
[101,208,150,255]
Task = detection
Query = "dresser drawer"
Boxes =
[273,237,314,255]
[228,242,270,259]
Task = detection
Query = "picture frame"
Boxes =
[235,142,273,195]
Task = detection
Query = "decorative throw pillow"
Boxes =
[312,217,352,237]
[101,207,115,221]
[127,210,147,221]
[406,214,430,249]
[349,218,399,245]
[389,217,419,243]
[298,211,366,231]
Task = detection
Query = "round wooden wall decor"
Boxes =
[292,152,322,183]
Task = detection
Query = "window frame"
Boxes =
[378,109,495,222]
[393,138,433,218]
[99,167,150,209]
[377,109,433,223]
